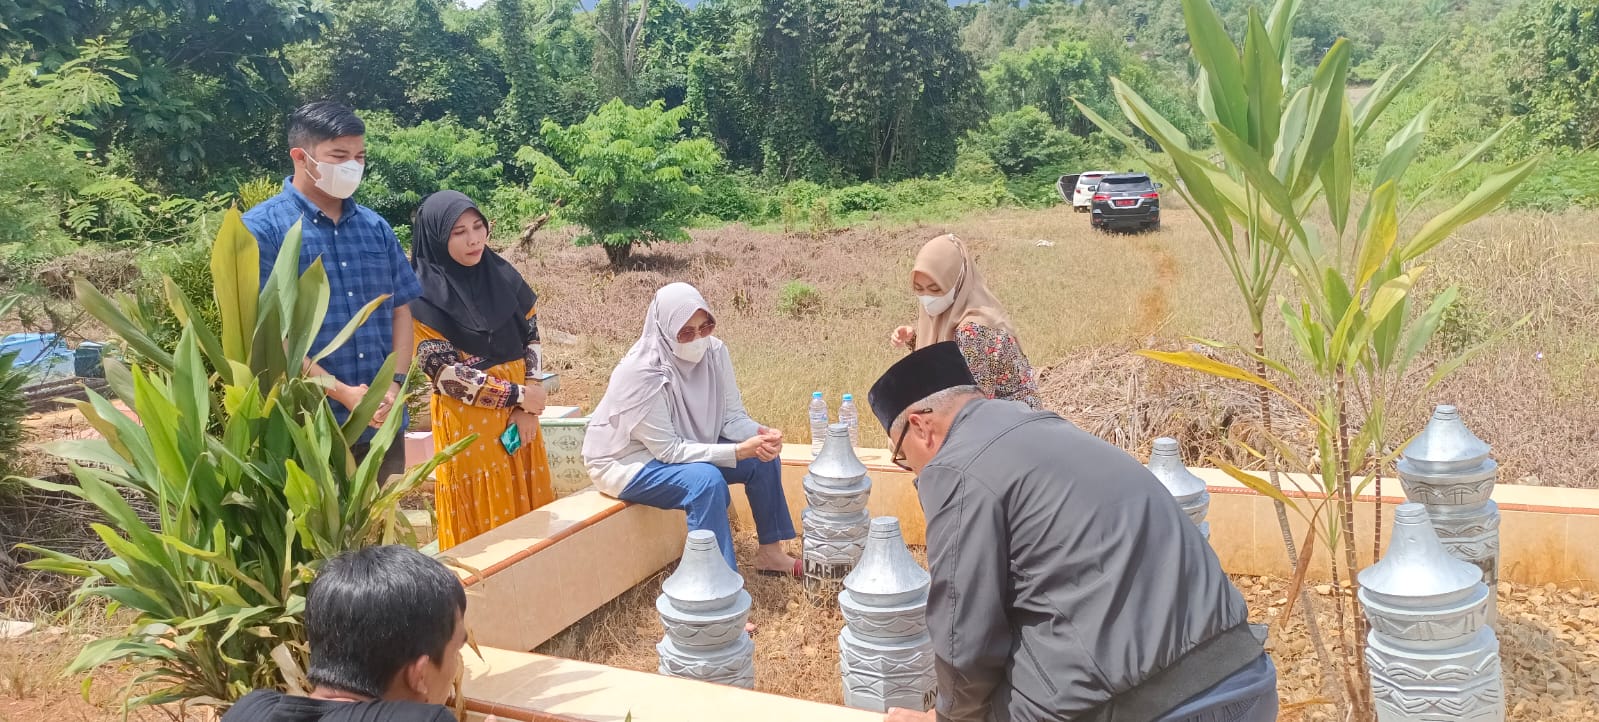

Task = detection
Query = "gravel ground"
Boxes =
[543,532,1599,720]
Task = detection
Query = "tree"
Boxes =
[359,114,505,231]
[291,0,506,126]
[520,100,720,267]
[591,0,651,104]
[822,0,984,179]
[984,40,1106,133]
[737,0,833,181]
[1510,0,1599,150]
[494,0,556,153]
[965,105,1086,176]
[2,0,333,189]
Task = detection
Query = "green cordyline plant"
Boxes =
[19,207,468,712]
[1078,0,1536,717]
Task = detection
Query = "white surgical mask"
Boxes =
[671,337,709,364]
[300,150,364,199]
[919,293,955,316]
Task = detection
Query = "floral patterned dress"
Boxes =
[414,308,555,549]
[914,322,1041,409]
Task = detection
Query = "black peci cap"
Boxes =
[867,341,977,434]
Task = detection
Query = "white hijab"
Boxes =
[583,283,729,460]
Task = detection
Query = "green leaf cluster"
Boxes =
[19,208,466,711]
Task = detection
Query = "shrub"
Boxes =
[361,113,504,229]
[965,106,1089,177]
[830,183,892,214]
[808,197,835,236]
[521,100,722,267]
[777,281,822,318]
[22,208,465,712]
[237,177,281,211]
[698,167,763,222]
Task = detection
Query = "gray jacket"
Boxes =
[919,399,1249,721]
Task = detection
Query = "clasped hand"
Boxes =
[736,427,784,462]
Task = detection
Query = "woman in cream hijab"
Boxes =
[890,234,1041,409]
[583,283,799,576]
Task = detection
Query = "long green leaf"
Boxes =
[211,206,259,362]
[1242,9,1283,152]
[1400,158,1540,262]
[287,259,331,371]
[1354,39,1443,139]
[1181,0,1249,135]
[1355,181,1402,292]
[310,295,391,365]
[76,281,173,370]
[1210,122,1304,241]
[1266,0,1303,69]
[1292,39,1350,196]
[1320,104,1354,237]
[1397,286,1459,377]
[164,276,229,384]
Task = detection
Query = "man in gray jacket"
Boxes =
[868,342,1278,722]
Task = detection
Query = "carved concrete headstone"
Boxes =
[1147,436,1211,539]
[1396,405,1501,597]
[1358,503,1504,722]
[838,517,936,712]
[803,423,872,602]
[656,530,755,689]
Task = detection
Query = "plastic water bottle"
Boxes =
[839,394,860,448]
[809,392,830,456]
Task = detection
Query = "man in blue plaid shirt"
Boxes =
[243,101,422,484]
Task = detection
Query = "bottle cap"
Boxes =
[812,391,823,399]
[842,394,853,401]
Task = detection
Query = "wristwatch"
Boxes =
[393,372,409,386]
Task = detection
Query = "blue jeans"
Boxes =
[620,446,796,571]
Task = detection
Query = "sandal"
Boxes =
[755,557,802,578]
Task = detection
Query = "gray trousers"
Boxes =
[1157,654,1279,722]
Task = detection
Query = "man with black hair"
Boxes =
[223,545,473,721]
[869,342,1278,722]
[243,100,421,484]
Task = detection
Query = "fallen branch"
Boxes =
[517,199,566,251]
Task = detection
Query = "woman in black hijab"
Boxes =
[410,190,555,549]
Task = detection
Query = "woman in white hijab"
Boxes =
[583,283,799,575]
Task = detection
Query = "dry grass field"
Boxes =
[519,202,1599,487]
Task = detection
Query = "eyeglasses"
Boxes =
[890,407,932,471]
[675,318,716,344]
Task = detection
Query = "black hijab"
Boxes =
[410,191,536,365]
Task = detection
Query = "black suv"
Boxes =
[1089,173,1162,232]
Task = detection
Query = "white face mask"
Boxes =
[671,337,709,364]
[301,150,364,199]
[919,293,955,316]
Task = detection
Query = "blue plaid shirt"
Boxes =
[242,179,422,436]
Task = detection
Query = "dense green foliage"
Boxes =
[519,100,720,266]
[2,0,1597,299]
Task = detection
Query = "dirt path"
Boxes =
[1130,231,1179,339]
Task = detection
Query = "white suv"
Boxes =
[1059,171,1114,212]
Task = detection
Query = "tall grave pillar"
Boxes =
[1358,503,1504,722]
[838,517,936,712]
[1147,437,1211,539]
[803,423,873,602]
[656,530,756,689]
[1396,405,1501,597]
